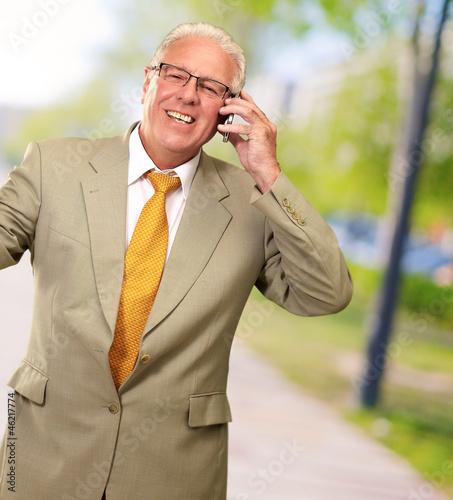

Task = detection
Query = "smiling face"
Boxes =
[139,37,237,170]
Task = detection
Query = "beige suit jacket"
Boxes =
[0,123,352,499]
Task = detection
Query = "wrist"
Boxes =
[254,164,281,193]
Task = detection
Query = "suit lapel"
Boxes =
[81,124,136,334]
[80,129,232,336]
[143,151,232,334]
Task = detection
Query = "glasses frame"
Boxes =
[150,63,232,100]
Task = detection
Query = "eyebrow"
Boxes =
[171,63,222,83]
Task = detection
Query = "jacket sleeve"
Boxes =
[0,142,42,270]
[251,171,353,316]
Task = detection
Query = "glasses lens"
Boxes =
[198,79,227,99]
[160,64,227,100]
[160,65,190,85]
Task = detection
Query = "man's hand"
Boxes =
[218,90,281,193]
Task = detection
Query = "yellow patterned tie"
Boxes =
[109,172,181,389]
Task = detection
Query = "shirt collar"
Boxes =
[128,122,200,200]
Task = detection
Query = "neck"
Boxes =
[138,124,198,170]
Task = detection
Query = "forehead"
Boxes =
[161,37,236,85]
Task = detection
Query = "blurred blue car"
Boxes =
[326,211,453,276]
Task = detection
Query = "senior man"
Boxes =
[0,22,352,500]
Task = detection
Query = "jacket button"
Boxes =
[108,403,119,414]
[297,218,306,226]
[141,354,151,364]
[282,198,290,207]
[287,206,295,214]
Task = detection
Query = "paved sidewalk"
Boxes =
[0,258,448,500]
[227,344,449,500]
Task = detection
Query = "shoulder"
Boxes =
[29,124,135,183]
[32,122,136,163]
[203,152,255,193]
[34,134,121,163]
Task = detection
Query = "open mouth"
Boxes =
[167,111,195,124]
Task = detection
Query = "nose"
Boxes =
[177,75,200,103]
[183,74,199,91]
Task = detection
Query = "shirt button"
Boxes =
[108,403,119,414]
[141,354,151,364]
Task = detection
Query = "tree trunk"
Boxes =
[360,0,450,407]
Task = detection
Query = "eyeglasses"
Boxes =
[151,63,231,100]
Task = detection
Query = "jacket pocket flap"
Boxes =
[7,360,49,405]
[188,392,232,428]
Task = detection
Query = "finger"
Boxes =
[217,123,251,137]
[219,102,267,125]
[238,89,256,105]
[233,91,268,121]
[219,97,252,115]
[215,127,245,149]
[237,91,273,124]
[227,131,246,148]
[221,92,260,114]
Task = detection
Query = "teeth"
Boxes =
[167,111,194,124]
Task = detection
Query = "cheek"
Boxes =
[202,118,221,140]
[204,106,224,131]
[145,82,172,109]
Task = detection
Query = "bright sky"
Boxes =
[1,0,117,107]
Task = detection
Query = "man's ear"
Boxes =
[142,67,153,104]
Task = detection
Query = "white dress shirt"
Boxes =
[126,123,200,261]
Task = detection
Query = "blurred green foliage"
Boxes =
[413,64,453,225]
[3,0,452,491]
[6,79,115,162]
[400,273,453,329]
[183,0,406,37]
[347,262,453,330]
[5,1,452,322]
[8,2,452,228]
[275,38,453,227]
[276,48,403,215]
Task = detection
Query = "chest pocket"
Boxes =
[188,392,232,427]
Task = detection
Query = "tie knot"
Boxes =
[147,172,181,194]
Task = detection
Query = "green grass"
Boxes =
[240,287,453,496]
[394,335,453,374]
[349,407,453,497]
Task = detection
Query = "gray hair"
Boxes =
[150,22,246,96]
